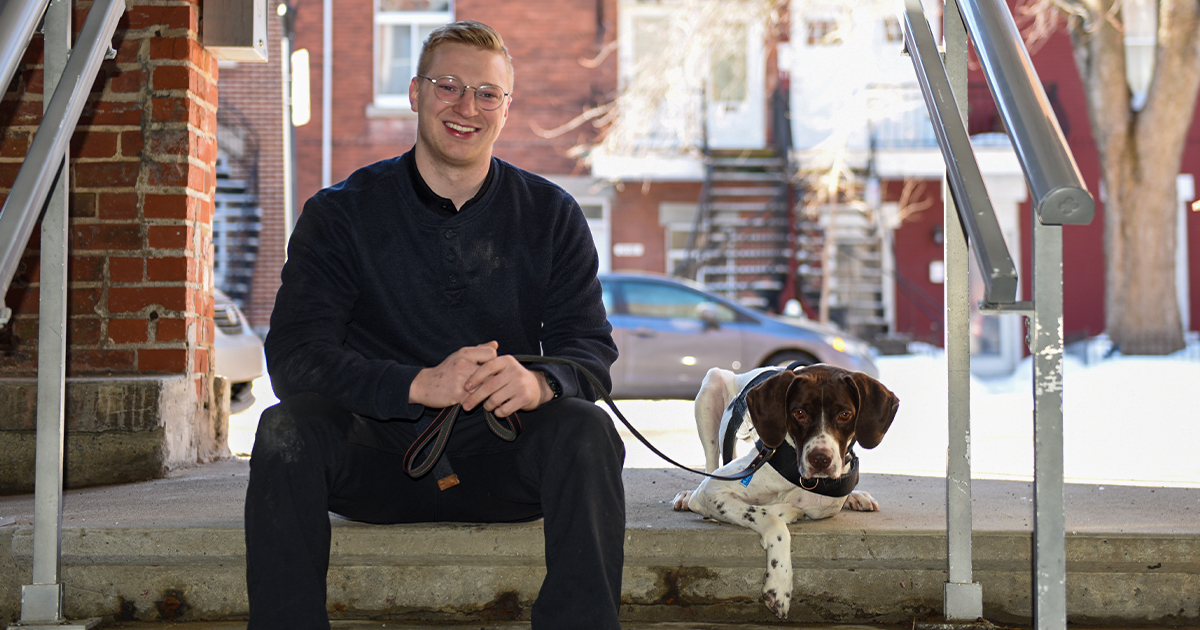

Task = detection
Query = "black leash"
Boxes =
[402,354,776,483]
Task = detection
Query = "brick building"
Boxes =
[0,0,228,491]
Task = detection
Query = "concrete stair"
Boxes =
[1,460,1198,627]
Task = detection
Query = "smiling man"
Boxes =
[245,21,625,630]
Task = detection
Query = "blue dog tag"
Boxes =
[740,472,754,487]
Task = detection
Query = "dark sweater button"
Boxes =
[444,229,455,239]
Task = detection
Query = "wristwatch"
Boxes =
[544,372,562,400]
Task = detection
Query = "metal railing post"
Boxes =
[6,0,122,627]
[1031,219,1067,629]
[941,0,984,619]
[18,0,72,619]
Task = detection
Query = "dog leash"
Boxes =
[402,354,776,483]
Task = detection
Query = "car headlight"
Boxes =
[825,335,869,358]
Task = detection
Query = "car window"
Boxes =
[601,281,617,314]
[623,281,737,322]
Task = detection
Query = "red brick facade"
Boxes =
[0,0,222,487]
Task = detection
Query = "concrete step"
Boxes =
[101,622,905,630]
[2,461,1198,627]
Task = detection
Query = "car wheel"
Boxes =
[229,381,256,414]
[764,351,819,369]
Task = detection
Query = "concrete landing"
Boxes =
[2,459,1198,627]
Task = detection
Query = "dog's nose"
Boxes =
[807,451,832,472]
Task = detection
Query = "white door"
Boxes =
[706,19,765,149]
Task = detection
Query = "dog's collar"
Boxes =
[753,439,860,498]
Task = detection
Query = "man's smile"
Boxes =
[445,121,479,134]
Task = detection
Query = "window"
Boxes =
[375,0,453,110]
[805,19,842,46]
[623,282,737,323]
[884,17,904,43]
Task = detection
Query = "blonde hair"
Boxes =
[417,20,514,88]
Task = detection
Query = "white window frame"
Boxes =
[373,1,453,112]
[578,198,612,274]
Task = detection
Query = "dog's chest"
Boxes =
[737,461,849,514]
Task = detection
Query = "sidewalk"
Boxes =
[3,458,1199,627]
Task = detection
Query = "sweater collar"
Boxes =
[404,148,495,218]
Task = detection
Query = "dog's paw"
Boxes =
[844,490,880,512]
[761,582,791,619]
[671,490,694,511]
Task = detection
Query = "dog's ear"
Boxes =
[745,371,797,449]
[847,372,899,449]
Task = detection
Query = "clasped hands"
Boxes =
[408,341,552,418]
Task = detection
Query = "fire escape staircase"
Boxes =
[676,148,793,310]
[794,184,890,341]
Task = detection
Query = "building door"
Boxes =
[706,19,765,150]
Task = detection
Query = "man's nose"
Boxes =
[454,89,480,115]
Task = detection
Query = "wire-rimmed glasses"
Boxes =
[417,75,510,111]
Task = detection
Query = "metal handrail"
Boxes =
[899,0,1019,305]
[956,0,1094,225]
[0,0,51,116]
[0,0,124,327]
[899,1,1094,627]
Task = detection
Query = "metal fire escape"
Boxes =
[675,148,793,310]
[795,181,890,341]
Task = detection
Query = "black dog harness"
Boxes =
[722,364,860,498]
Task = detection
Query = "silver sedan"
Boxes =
[600,272,878,399]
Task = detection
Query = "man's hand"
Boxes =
[462,353,553,417]
[409,341,499,409]
[408,341,553,416]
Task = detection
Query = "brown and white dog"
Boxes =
[671,363,899,619]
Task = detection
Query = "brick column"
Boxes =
[0,0,223,492]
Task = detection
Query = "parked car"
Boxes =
[213,289,265,413]
[599,272,878,399]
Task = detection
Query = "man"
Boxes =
[244,21,625,630]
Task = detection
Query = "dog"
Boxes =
[671,363,899,619]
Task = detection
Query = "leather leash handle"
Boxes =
[403,405,460,479]
[403,405,522,479]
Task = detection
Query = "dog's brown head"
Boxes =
[745,364,899,479]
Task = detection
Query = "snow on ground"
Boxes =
[229,337,1200,488]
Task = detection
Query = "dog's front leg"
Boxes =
[688,489,796,619]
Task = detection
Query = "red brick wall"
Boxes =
[218,14,286,330]
[0,0,217,402]
[611,182,703,274]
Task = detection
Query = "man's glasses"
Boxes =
[417,75,509,111]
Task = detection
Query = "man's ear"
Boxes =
[409,77,421,113]
[745,371,796,449]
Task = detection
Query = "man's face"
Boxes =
[410,43,512,171]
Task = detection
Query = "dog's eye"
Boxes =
[792,410,808,422]
[837,410,853,423]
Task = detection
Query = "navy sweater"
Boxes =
[264,151,617,421]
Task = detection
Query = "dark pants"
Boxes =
[244,393,626,630]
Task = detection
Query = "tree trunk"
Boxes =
[1066,0,1200,354]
